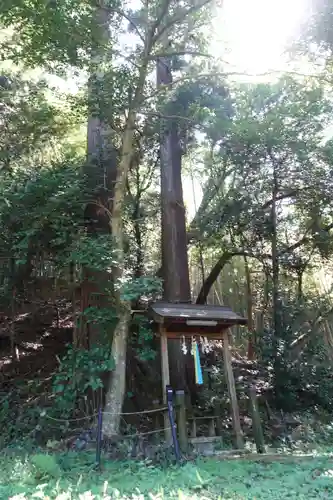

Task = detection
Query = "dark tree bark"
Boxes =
[196,251,246,304]
[196,250,272,305]
[81,4,117,349]
[270,159,284,404]
[244,254,255,360]
[129,163,145,279]
[157,59,191,303]
[297,271,303,301]
[133,199,144,279]
[85,3,118,232]
[271,166,279,333]
[156,49,192,390]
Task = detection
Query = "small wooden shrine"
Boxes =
[148,302,247,450]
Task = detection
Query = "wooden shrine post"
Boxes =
[175,389,188,451]
[222,330,244,449]
[160,327,172,444]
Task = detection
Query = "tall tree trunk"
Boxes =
[244,255,255,360]
[271,162,283,403]
[86,3,117,214]
[133,201,144,279]
[191,171,206,289]
[103,114,136,436]
[104,44,151,434]
[157,58,191,303]
[132,166,144,279]
[157,47,192,390]
[297,270,303,302]
[100,0,214,434]
[82,2,117,349]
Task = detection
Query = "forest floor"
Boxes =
[1,450,333,499]
[2,305,333,498]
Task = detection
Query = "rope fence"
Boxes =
[39,396,181,466]
[114,426,172,440]
[41,405,169,423]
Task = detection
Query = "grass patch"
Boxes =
[1,450,333,499]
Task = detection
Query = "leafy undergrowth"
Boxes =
[1,451,333,499]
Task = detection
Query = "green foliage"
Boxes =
[0,161,84,296]
[82,306,118,335]
[2,0,333,457]
[255,292,333,411]
[68,234,116,271]
[0,72,77,172]
[162,78,232,150]
[121,276,162,302]
[30,453,61,480]
[0,0,114,70]
[0,393,20,447]
[52,344,114,416]
[132,315,156,362]
[0,388,43,448]
[190,75,333,413]
[197,76,333,243]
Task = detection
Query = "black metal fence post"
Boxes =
[95,407,103,467]
[166,385,181,461]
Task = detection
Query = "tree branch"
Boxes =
[109,7,145,43]
[261,190,300,210]
[142,68,330,104]
[152,0,213,45]
[148,50,213,59]
[289,306,333,356]
[190,186,315,239]
[195,220,333,305]
[196,250,270,305]
[150,0,174,41]
[140,155,159,193]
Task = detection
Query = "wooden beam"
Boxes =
[160,326,172,444]
[214,402,223,436]
[158,331,226,340]
[222,330,244,449]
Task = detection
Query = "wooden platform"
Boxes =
[211,452,333,462]
[189,436,223,456]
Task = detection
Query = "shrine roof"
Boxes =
[148,301,247,327]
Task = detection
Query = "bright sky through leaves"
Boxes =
[212,0,311,77]
[185,0,312,218]
[46,0,314,217]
